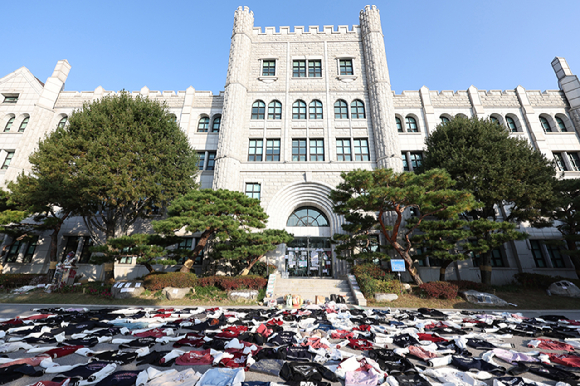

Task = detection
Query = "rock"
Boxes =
[112,282,145,299]
[461,290,509,307]
[375,293,398,302]
[163,287,193,300]
[549,281,580,298]
[228,289,259,302]
[402,283,411,290]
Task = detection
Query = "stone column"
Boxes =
[213,6,254,190]
[359,5,402,172]
[552,57,580,132]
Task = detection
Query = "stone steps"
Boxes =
[272,276,355,304]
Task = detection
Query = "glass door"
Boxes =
[286,237,332,277]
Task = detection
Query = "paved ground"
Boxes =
[2,304,580,386]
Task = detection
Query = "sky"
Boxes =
[3,0,580,95]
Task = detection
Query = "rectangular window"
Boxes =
[293,60,306,77]
[79,237,93,263]
[309,139,324,161]
[22,236,39,263]
[336,139,352,161]
[245,183,261,200]
[248,140,263,161]
[2,94,18,103]
[61,236,80,262]
[546,243,565,268]
[1,151,14,170]
[553,152,567,171]
[402,153,409,171]
[197,152,206,170]
[292,139,307,161]
[354,139,370,161]
[308,60,322,77]
[177,238,193,251]
[490,248,505,267]
[265,139,280,161]
[206,152,216,170]
[262,60,275,76]
[339,59,353,75]
[5,240,23,262]
[530,240,546,268]
[568,152,580,171]
[410,152,423,170]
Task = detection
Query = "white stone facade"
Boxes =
[0,5,579,283]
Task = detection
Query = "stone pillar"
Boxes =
[419,86,437,135]
[359,5,402,172]
[552,57,580,132]
[213,6,254,190]
[515,85,551,156]
[467,85,485,118]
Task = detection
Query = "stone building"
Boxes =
[0,5,579,284]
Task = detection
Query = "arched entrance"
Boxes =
[285,207,333,277]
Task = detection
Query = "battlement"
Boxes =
[252,25,360,35]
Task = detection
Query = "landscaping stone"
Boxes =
[228,289,259,302]
[112,281,144,299]
[549,281,580,298]
[163,287,193,300]
[402,283,411,290]
[461,290,509,306]
[375,293,398,302]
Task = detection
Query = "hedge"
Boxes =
[143,272,197,291]
[351,264,391,281]
[419,281,458,299]
[0,274,45,289]
[197,275,267,291]
[513,272,580,289]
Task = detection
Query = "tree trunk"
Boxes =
[241,255,264,276]
[180,229,212,273]
[439,260,452,281]
[479,251,492,285]
[45,212,69,282]
[144,262,154,273]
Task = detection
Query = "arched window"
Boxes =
[405,116,418,132]
[292,100,306,120]
[334,100,348,119]
[556,116,567,132]
[57,116,68,129]
[490,116,499,124]
[197,116,209,132]
[286,206,329,227]
[506,116,517,132]
[211,115,221,132]
[268,101,282,120]
[351,100,365,119]
[396,117,403,132]
[4,117,14,132]
[251,100,265,119]
[540,116,552,132]
[18,117,29,132]
[309,100,323,120]
[440,116,450,123]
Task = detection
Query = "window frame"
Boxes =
[197,152,206,170]
[553,152,567,171]
[245,183,261,200]
[248,139,264,162]
[4,117,15,132]
[211,115,221,132]
[351,100,366,119]
[309,100,323,120]
[197,116,209,133]
[396,117,403,132]
[206,152,216,170]
[251,100,265,120]
[5,239,23,262]
[530,240,547,268]
[1,151,14,170]
[265,139,280,161]
[292,59,322,78]
[308,60,322,78]
[506,116,518,132]
[268,101,282,120]
[293,60,307,78]
[353,138,370,161]
[405,116,418,132]
[568,152,580,171]
[262,59,276,77]
[540,116,552,133]
[292,100,307,120]
[292,139,307,162]
[336,139,352,161]
[309,139,324,161]
[2,94,18,104]
[556,116,567,132]
[57,116,68,129]
[339,59,353,76]
[18,117,29,133]
[22,236,39,263]
[334,100,348,119]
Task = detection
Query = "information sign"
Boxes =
[390,259,406,272]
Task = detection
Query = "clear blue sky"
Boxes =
[3,0,579,95]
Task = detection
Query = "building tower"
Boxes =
[213,6,254,190]
[359,5,403,171]
[552,57,580,132]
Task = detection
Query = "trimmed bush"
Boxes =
[249,262,277,277]
[514,272,580,289]
[356,274,377,298]
[419,281,458,299]
[0,274,45,289]
[143,272,197,291]
[448,280,489,292]
[197,275,267,291]
[351,264,388,280]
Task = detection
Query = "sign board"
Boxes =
[390,259,406,272]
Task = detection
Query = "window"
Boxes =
[410,152,423,170]
[197,116,209,132]
[265,139,280,161]
[396,117,403,132]
[354,139,370,161]
[177,238,193,251]
[556,117,567,132]
[22,236,39,263]
[292,100,306,120]
[569,152,580,171]
[251,100,265,119]
[268,101,282,120]
[405,116,418,132]
[292,139,307,161]
[540,116,552,132]
[2,95,18,103]
[2,151,14,170]
[339,59,353,76]
[79,237,93,263]
[351,100,365,119]
[197,152,206,170]
[211,116,221,132]
[287,206,329,227]
[248,139,263,161]
[61,236,81,262]
[490,116,499,124]
[506,116,517,132]
[546,243,565,268]
[402,153,409,171]
[262,60,276,76]
[4,117,14,132]
[245,183,261,200]
[336,139,352,161]
[5,240,23,262]
[308,60,322,77]
[553,152,567,171]
[309,100,323,120]
[293,60,307,77]
[18,117,28,132]
[206,152,216,170]
[441,116,450,123]
[334,100,348,119]
[490,248,505,267]
[309,139,324,161]
[530,240,546,268]
[57,117,68,129]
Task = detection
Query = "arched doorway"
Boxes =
[285,206,333,277]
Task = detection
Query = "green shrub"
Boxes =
[197,275,267,291]
[352,264,388,280]
[356,274,377,298]
[154,259,179,265]
[448,280,489,292]
[419,281,458,299]
[0,274,45,289]
[249,262,277,277]
[513,272,580,289]
[375,280,399,293]
[143,272,197,291]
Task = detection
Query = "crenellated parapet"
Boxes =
[252,25,360,35]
